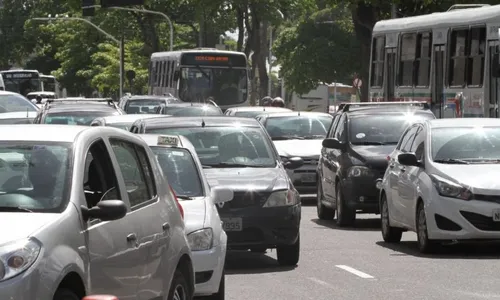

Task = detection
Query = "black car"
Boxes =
[316,106,436,226]
[131,116,304,266]
[155,102,223,116]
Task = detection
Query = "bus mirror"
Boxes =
[493,54,500,78]
[173,71,180,81]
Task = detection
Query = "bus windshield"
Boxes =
[2,72,42,96]
[178,67,247,106]
[41,76,56,92]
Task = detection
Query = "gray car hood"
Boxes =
[0,213,57,245]
[204,167,288,192]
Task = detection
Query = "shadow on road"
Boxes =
[224,250,296,275]
[376,240,500,259]
[311,218,381,231]
[300,198,317,206]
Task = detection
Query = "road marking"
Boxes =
[335,265,374,279]
[307,277,333,287]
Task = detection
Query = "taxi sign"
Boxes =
[157,135,180,147]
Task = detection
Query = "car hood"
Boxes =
[350,145,395,169]
[273,139,323,158]
[0,213,58,245]
[203,167,287,192]
[434,164,500,194]
[178,198,206,234]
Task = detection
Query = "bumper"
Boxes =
[427,190,500,240]
[221,205,301,250]
[192,243,226,296]
[288,165,317,195]
[342,176,382,213]
[0,264,52,300]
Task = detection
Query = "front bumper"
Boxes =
[0,259,52,300]
[221,205,301,250]
[192,243,226,296]
[341,175,383,213]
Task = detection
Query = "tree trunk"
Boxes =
[257,20,269,98]
[236,6,245,51]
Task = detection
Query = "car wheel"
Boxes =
[277,235,300,266]
[53,289,80,300]
[416,202,437,254]
[336,186,355,227]
[380,193,403,243]
[317,180,335,220]
[168,269,190,300]
[206,271,225,300]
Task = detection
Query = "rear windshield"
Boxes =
[164,106,222,116]
[44,111,120,125]
[265,115,333,140]
[125,99,165,114]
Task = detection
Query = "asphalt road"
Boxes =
[225,203,500,300]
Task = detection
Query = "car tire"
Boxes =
[277,235,300,266]
[336,186,355,227]
[416,202,437,254]
[380,193,403,243]
[206,271,225,300]
[53,288,80,300]
[168,269,190,300]
[317,180,335,220]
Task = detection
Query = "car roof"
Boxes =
[138,134,196,152]
[0,111,38,119]
[259,111,333,118]
[166,102,219,108]
[100,114,167,123]
[0,125,90,142]
[46,104,121,113]
[346,107,435,116]
[428,118,500,128]
[227,106,291,112]
[139,116,261,128]
[0,91,23,96]
[124,95,178,100]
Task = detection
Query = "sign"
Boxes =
[2,72,37,79]
[157,135,180,147]
[353,78,362,88]
[180,53,247,67]
[195,56,229,62]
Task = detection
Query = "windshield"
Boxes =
[178,67,247,106]
[41,78,56,92]
[0,142,71,212]
[151,147,203,198]
[0,94,38,113]
[164,106,222,116]
[125,99,164,114]
[265,115,333,140]
[147,126,276,168]
[234,111,264,118]
[432,126,500,163]
[44,111,119,125]
[2,74,42,96]
[349,114,434,145]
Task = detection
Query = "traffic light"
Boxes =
[82,0,95,16]
[100,0,144,8]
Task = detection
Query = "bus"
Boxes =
[148,48,249,110]
[0,70,42,96]
[368,4,500,118]
[40,74,62,97]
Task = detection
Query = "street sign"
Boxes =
[353,78,362,88]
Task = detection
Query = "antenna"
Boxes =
[298,111,301,116]
[201,119,206,127]
[263,107,266,111]
[26,108,28,118]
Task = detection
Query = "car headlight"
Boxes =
[187,228,213,251]
[430,174,472,200]
[263,190,298,207]
[0,238,41,282]
[347,166,373,177]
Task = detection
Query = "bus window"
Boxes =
[448,28,468,87]
[416,32,432,87]
[399,33,417,87]
[169,61,175,87]
[370,36,385,87]
[468,26,486,86]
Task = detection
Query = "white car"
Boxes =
[139,133,233,299]
[379,118,500,253]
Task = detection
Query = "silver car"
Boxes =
[0,125,194,300]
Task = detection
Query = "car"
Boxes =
[130,116,304,266]
[139,133,233,298]
[90,114,169,131]
[0,90,39,113]
[117,94,181,114]
[380,118,500,253]
[0,111,38,124]
[33,98,125,125]
[0,125,194,300]
[256,111,333,198]
[156,102,223,117]
[318,106,436,226]
[224,106,291,118]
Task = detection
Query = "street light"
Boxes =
[268,9,284,97]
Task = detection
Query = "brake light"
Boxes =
[169,185,184,219]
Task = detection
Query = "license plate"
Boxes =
[301,173,315,183]
[493,209,500,222]
[222,218,242,231]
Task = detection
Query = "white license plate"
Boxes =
[301,173,315,183]
[493,209,500,222]
[222,218,242,231]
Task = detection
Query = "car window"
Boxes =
[44,111,119,125]
[335,114,346,141]
[151,147,203,198]
[164,106,222,116]
[0,94,38,112]
[328,115,341,138]
[110,139,152,207]
[410,126,425,160]
[264,115,333,140]
[125,99,165,114]
[400,126,419,152]
[135,146,157,198]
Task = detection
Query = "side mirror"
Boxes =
[81,200,127,222]
[322,138,344,150]
[284,156,304,170]
[173,70,180,81]
[398,153,419,166]
[212,186,234,204]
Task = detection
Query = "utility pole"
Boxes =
[268,26,273,97]
[120,35,125,99]
[391,4,397,19]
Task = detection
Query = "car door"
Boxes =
[83,139,142,299]
[328,114,347,200]
[109,138,172,300]
[320,114,340,200]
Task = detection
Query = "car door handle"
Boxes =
[162,222,170,231]
[126,233,137,242]
[389,163,395,168]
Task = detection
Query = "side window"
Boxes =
[370,36,385,87]
[328,115,340,138]
[166,61,171,87]
[110,139,152,208]
[416,32,432,87]
[398,126,418,152]
[334,114,346,141]
[399,33,417,87]
[468,26,486,86]
[448,28,468,87]
[135,146,157,198]
[410,126,425,160]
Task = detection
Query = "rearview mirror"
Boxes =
[284,156,303,170]
[81,200,127,222]
[322,138,344,150]
[212,186,234,204]
[398,153,419,167]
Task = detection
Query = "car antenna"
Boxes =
[298,111,301,116]
[26,107,29,118]
[201,118,206,127]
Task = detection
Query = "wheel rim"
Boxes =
[173,284,186,300]
[417,208,427,246]
[381,199,389,235]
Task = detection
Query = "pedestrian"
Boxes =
[272,97,285,108]
[261,96,273,106]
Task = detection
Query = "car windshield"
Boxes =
[147,126,276,168]
[0,94,38,112]
[431,126,500,163]
[265,115,333,140]
[125,99,165,114]
[164,106,222,116]
[349,113,434,145]
[234,111,264,118]
[44,111,119,125]
[151,147,203,198]
[0,142,71,212]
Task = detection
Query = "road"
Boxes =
[225,203,500,300]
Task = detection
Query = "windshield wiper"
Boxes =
[302,135,326,139]
[0,206,33,212]
[433,158,470,164]
[176,195,194,200]
[207,162,253,168]
[272,136,305,140]
[352,141,386,145]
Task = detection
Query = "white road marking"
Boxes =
[307,277,333,288]
[335,265,375,279]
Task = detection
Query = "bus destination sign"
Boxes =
[3,72,37,79]
[181,53,246,67]
[195,56,229,63]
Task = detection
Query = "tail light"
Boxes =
[169,185,184,219]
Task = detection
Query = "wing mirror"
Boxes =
[322,138,345,150]
[398,153,420,167]
[283,156,304,169]
[212,186,234,204]
[81,200,127,222]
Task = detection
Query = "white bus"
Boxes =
[0,69,42,96]
[368,4,500,118]
[148,48,249,110]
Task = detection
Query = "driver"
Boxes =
[28,147,62,199]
